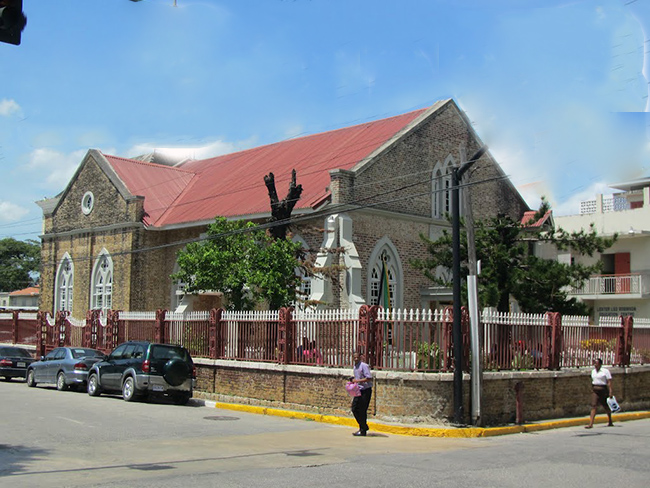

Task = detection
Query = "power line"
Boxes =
[38,173,509,269]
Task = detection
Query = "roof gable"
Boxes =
[104,155,195,226]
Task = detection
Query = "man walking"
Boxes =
[351,351,373,436]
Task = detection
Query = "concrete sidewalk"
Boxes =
[201,400,650,438]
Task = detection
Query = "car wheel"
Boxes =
[172,392,191,405]
[87,373,101,397]
[26,369,37,387]
[163,359,191,387]
[56,372,68,391]
[122,376,138,402]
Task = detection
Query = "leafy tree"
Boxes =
[0,238,41,292]
[411,201,617,314]
[174,217,304,310]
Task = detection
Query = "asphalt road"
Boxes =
[1,378,649,488]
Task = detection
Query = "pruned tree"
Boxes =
[264,169,303,240]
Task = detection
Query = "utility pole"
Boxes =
[460,146,483,426]
[451,145,487,425]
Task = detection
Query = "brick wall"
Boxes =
[194,361,650,426]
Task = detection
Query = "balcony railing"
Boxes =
[570,273,649,297]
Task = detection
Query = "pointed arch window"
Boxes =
[91,251,113,310]
[367,239,402,309]
[432,159,454,219]
[55,255,74,312]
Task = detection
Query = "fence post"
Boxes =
[11,310,19,344]
[623,316,633,367]
[155,309,166,344]
[461,307,470,372]
[357,305,370,361]
[616,315,633,367]
[443,306,454,371]
[209,308,224,359]
[36,311,46,358]
[55,311,69,347]
[277,307,294,365]
[546,312,562,370]
[83,310,93,348]
[367,305,381,368]
[105,310,119,352]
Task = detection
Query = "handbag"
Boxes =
[346,381,361,397]
[607,396,621,413]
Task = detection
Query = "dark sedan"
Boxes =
[27,347,105,391]
[0,346,35,381]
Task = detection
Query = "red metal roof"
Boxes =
[9,286,40,296]
[521,210,552,228]
[105,156,196,226]
[104,108,428,228]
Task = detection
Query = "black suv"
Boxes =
[87,341,195,405]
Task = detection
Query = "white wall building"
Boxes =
[555,177,650,320]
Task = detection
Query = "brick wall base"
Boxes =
[194,360,650,426]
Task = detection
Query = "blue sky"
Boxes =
[1,0,648,241]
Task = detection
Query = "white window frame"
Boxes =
[367,237,403,309]
[55,253,74,312]
[91,249,113,310]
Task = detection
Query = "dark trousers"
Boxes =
[351,387,372,431]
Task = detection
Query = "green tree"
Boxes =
[173,217,304,310]
[411,201,616,314]
[0,238,41,292]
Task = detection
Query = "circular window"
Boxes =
[81,191,94,215]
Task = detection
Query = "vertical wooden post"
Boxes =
[616,315,633,367]
[277,307,294,364]
[83,310,93,348]
[35,311,46,358]
[547,312,562,370]
[12,310,19,344]
[209,308,224,359]
[155,309,167,344]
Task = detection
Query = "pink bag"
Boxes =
[346,381,361,397]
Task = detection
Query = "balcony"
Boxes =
[569,273,650,299]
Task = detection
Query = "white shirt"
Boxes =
[591,367,612,386]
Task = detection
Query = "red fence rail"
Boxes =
[0,307,643,371]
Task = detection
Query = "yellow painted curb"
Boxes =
[212,402,650,438]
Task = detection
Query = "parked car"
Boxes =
[0,346,35,381]
[26,347,106,391]
[87,341,196,405]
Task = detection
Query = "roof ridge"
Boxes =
[103,153,196,175]
[188,107,430,165]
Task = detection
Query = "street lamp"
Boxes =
[451,145,487,425]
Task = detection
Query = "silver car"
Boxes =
[26,347,106,391]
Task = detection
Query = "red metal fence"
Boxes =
[0,307,643,371]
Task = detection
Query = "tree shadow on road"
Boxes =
[0,443,50,476]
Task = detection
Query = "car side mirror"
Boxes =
[40,356,45,361]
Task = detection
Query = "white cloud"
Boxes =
[126,137,257,161]
[0,99,21,117]
[0,201,29,223]
[552,181,614,217]
[24,148,88,189]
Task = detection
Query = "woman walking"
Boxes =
[585,358,614,429]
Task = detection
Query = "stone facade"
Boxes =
[194,360,650,426]
[38,100,528,316]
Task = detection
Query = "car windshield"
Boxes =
[71,348,103,359]
[0,347,32,358]
[150,345,190,362]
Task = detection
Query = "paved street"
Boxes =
[1,379,649,487]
